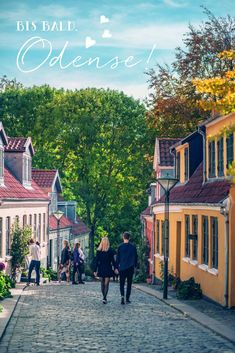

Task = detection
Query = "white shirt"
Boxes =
[29,244,41,261]
[78,248,85,261]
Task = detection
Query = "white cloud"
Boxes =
[163,0,188,8]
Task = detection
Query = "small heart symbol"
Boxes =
[85,36,96,48]
[100,15,109,24]
[102,29,112,38]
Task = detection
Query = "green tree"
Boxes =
[10,222,32,280]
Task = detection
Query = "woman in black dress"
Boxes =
[93,237,115,304]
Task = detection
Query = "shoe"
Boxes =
[103,299,107,304]
[36,283,40,286]
[126,299,131,304]
[72,282,78,285]
[79,281,85,284]
[121,297,125,305]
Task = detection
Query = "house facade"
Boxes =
[141,138,180,277]
[151,112,235,307]
[0,122,49,272]
[32,169,90,270]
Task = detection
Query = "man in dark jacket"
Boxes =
[115,232,138,304]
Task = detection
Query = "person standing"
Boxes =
[115,232,138,305]
[59,240,71,283]
[27,238,41,286]
[77,243,85,284]
[72,243,80,285]
[93,237,115,304]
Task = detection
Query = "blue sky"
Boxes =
[0,0,234,99]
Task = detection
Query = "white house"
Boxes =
[0,122,49,272]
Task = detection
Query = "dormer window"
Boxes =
[23,155,32,185]
[226,133,234,168]
[208,141,215,178]
[184,148,189,181]
[217,138,224,177]
[0,148,4,184]
[176,152,180,180]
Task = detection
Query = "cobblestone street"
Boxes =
[1,282,235,353]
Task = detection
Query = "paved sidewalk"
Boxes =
[1,282,235,353]
[0,284,26,341]
[134,284,235,344]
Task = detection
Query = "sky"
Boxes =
[0,0,234,100]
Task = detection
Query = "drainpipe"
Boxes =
[151,208,155,284]
[220,198,230,308]
[198,126,207,183]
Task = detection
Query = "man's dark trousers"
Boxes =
[119,266,134,300]
[28,260,40,285]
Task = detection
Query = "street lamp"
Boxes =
[53,210,64,277]
[156,175,178,299]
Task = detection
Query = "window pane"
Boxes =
[6,217,11,255]
[202,216,209,265]
[185,215,190,257]
[192,215,198,260]
[176,152,180,180]
[184,148,189,181]
[209,141,215,177]
[212,217,218,269]
[217,138,224,177]
[226,133,234,167]
[156,220,160,253]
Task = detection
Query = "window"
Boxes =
[33,214,37,237]
[208,141,215,177]
[226,133,234,168]
[23,156,32,183]
[211,217,218,269]
[185,215,190,258]
[0,148,4,181]
[6,217,11,255]
[29,214,32,227]
[23,215,27,227]
[202,216,209,265]
[156,220,160,253]
[184,148,189,181]
[38,214,41,242]
[192,215,198,260]
[43,213,46,242]
[217,138,224,177]
[176,152,180,180]
[0,218,2,257]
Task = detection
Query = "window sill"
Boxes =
[190,260,198,266]
[182,257,190,264]
[208,268,218,276]
[5,255,12,261]
[198,264,208,272]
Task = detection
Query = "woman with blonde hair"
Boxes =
[93,237,115,304]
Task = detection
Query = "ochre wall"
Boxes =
[153,206,231,306]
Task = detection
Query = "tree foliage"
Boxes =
[147,8,235,138]
[193,50,235,114]
[0,80,152,258]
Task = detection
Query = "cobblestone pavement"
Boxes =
[1,282,235,353]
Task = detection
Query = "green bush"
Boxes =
[0,272,14,300]
[176,277,202,300]
[40,267,57,281]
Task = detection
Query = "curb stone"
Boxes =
[134,284,235,345]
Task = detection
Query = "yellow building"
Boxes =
[151,112,235,307]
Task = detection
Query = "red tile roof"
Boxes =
[0,167,49,201]
[5,137,28,152]
[141,206,151,217]
[72,219,90,235]
[157,163,230,205]
[49,215,90,234]
[49,214,73,230]
[158,138,181,167]
[32,169,57,189]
